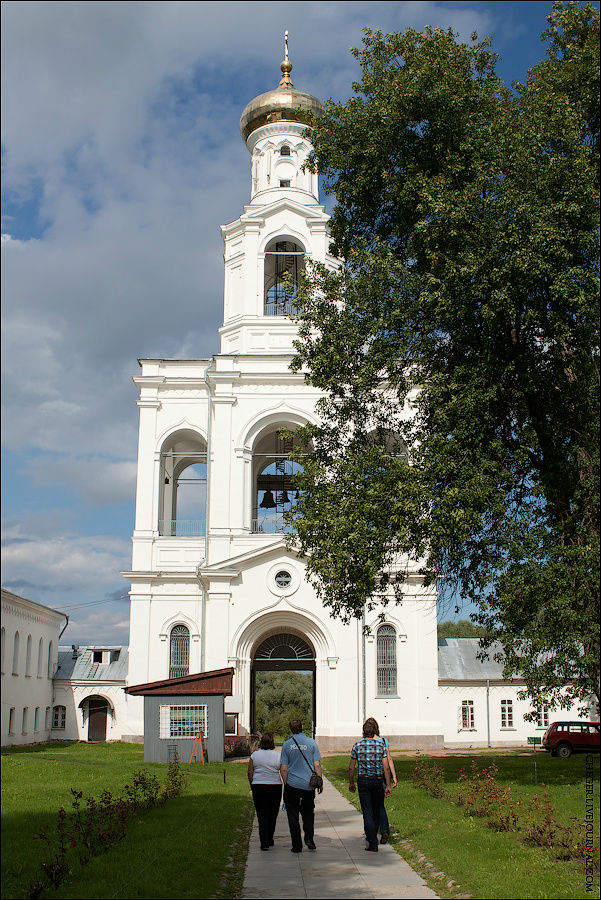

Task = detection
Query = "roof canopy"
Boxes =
[126,667,234,696]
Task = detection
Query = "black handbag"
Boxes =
[292,736,324,791]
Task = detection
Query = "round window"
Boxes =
[274,570,292,589]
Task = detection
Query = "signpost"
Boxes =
[528,736,542,783]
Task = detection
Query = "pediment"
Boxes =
[223,197,329,234]
[199,538,301,580]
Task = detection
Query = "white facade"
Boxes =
[52,645,133,743]
[121,60,592,751]
[1,589,65,746]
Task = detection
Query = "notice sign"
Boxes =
[528,736,542,745]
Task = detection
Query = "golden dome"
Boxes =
[239,40,324,143]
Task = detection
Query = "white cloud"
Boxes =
[1,525,130,594]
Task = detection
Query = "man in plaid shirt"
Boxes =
[349,717,392,851]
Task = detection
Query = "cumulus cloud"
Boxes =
[1,524,131,594]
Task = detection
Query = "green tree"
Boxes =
[437,620,489,639]
[255,672,313,737]
[288,2,600,712]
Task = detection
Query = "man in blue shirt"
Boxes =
[279,718,323,852]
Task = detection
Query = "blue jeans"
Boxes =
[357,775,384,849]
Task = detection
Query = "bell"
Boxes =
[259,490,276,509]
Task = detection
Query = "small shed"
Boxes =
[125,668,233,763]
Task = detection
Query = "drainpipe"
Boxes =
[59,615,69,639]
[486,678,491,747]
[361,610,366,725]
[198,359,214,674]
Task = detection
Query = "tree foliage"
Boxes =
[254,671,313,737]
[437,620,490,639]
[288,2,600,711]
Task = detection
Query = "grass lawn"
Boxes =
[1,742,253,899]
[322,751,599,900]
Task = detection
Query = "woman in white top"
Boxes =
[247,732,282,850]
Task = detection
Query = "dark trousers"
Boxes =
[283,783,315,851]
[252,783,282,848]
[379,794,390,835]
[357,775,385,849]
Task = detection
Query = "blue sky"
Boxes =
[2,1,594,645]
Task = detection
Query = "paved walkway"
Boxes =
[241,778,439,899]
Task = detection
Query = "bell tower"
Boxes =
[219,33,334,355]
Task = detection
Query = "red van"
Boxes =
[541,721,600,758]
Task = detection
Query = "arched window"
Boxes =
[263,239,304,316]
[280,145,291,156]
[25,634,32,676]
[47,641,54,679]
[169,625,190,679]
[376,625,397,696]
[252,429,304,533]
[37,638,44,677]
[159,431,207,537]
[12,631,20,675]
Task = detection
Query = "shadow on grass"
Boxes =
[2,757,254,900]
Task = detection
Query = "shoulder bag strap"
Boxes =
[291,735,316,775]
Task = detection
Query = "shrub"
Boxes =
[27,760,186,898]
[411,759,447,798]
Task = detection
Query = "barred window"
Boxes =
[461,700,475,730]
[169,625,190,679]
[53,705,66,729]
[501,699,513,728]
[159,704,207,739]
[376,625,397,695]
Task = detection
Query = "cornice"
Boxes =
[1,594,65,627]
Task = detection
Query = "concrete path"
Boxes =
[241,777,439,899]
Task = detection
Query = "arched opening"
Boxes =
[263,239,304,316]
[79,695,111,742]
[159,430,207,536]
[252,429,304,533]
[251,631,316,738]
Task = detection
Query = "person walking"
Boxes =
[348,717,392,852]
[279,718,323,853]
[248,732,282,850]
[374,720,397,843]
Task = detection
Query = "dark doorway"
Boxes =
[87,696,108,742]
[251,633,316,738]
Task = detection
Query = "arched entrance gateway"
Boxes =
[251,632,316,736]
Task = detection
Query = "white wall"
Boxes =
[1,590,65,746]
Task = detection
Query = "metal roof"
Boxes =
[54,646,129,681]
[437,638,509,681]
